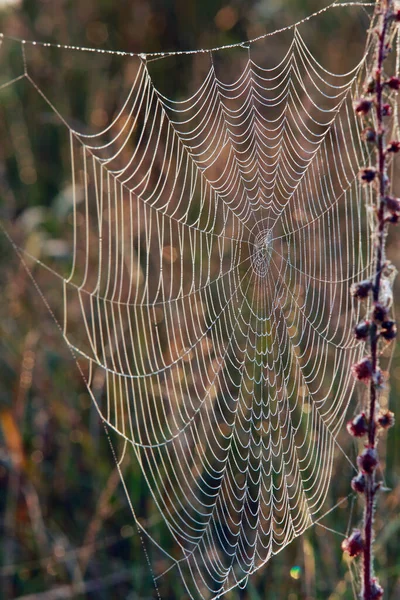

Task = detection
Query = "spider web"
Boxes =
[1,2,398,598]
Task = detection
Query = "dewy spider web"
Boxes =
[1,2,398,598]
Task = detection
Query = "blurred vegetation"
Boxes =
[0,1,399,599]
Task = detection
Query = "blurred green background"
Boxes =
[0,1,399,599]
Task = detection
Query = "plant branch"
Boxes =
[363,4,392,599]
[345,1,399,598]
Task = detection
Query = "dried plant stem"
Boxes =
[346,1,399,598]
[362,5,391,598]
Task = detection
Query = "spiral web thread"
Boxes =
[2,3,399,598]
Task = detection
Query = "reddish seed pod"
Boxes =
[372,302,388,323]
[357,447,379,474]
[386,211,400,224]
[351,357,373,382]
[362,127,377,143]
[386,75,400,90]
[354,320,370,341]
[382,103,393,116]
[370,578,384,599]
[365,77,376,94]
[377,409,395,429]
[341,529,364,557]
[387,210,400,223]
[380,319,397,341]
[385,196,400,213]
[386,140,400,153]
[359,167,377,184]
[351,279,373,299]
[347,413,368,437]
[354,97,373,115]
[351,472,366,494]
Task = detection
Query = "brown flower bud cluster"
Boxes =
[350,277,396,357]
[370,579,384,599]
[384,195,400,222]
[341,529,364,557]
[354,52,400,199]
